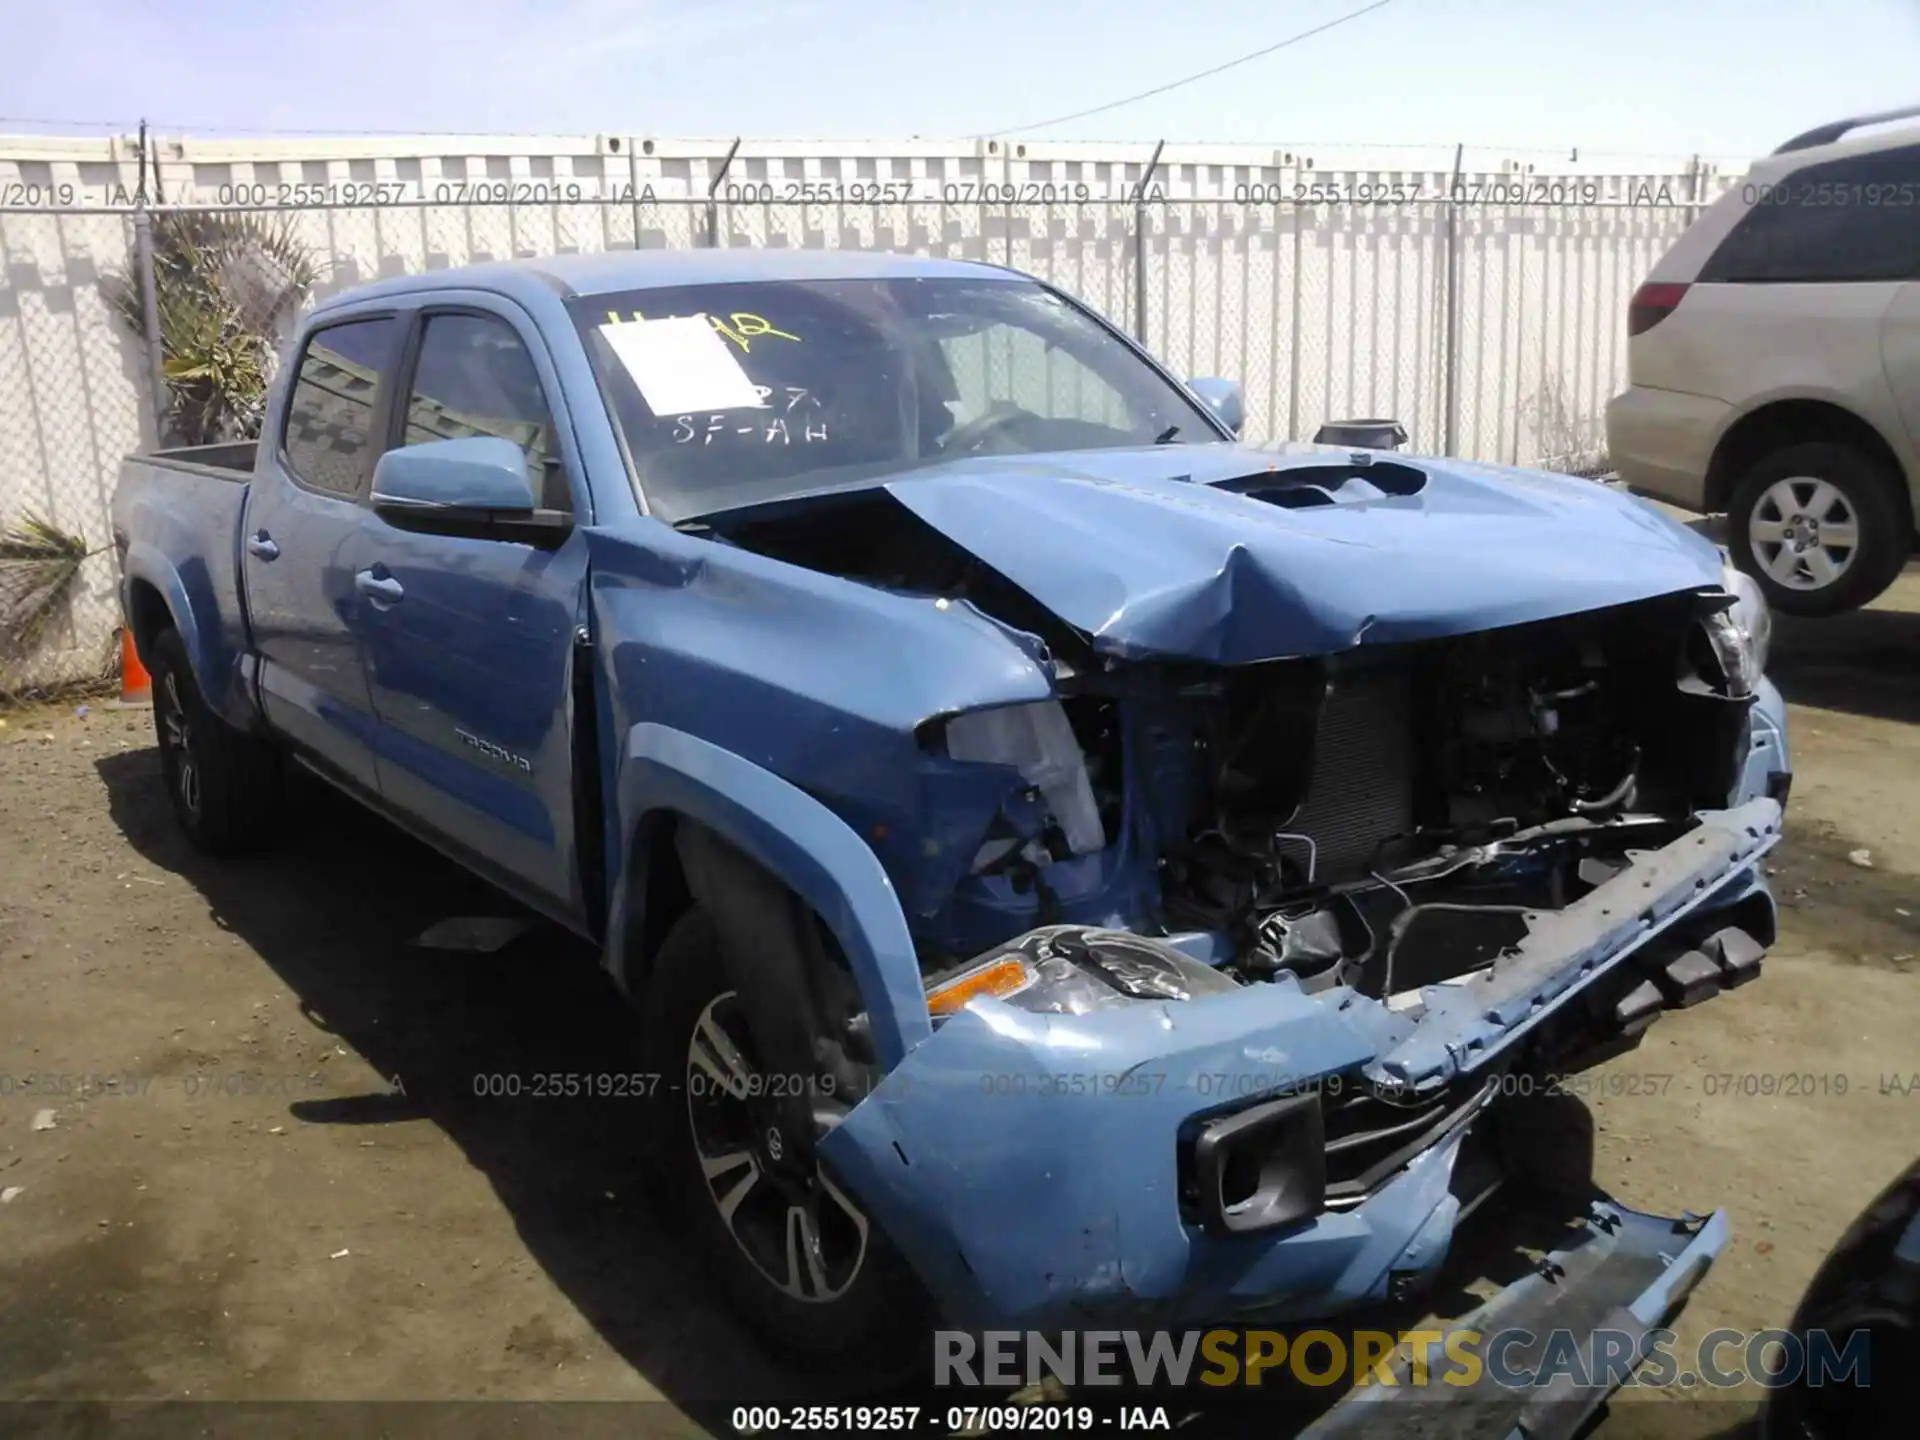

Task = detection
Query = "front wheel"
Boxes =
[639,909,931,1376]
[147,627,281,853]
[1728,442,1912,617]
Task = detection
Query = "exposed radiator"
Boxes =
[1286,668,1416,881]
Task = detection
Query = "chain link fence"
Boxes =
[1,206,142,706]
[0,176,1707,705]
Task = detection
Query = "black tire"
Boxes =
[1758,1160,1920,1440]
[148,627,281,853]
[639,908,932,1378]
[1728,441,1913,618]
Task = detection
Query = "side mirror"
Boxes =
[371,437,571,548]
[1187,377,1245,437]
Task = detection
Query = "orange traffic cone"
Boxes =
[119,627,151,705]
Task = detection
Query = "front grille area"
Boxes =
[1321,1071,1493,1207]
[1179,1069,1499,1234]
[1287,667,1416,880]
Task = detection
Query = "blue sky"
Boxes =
[1,0,1916,163]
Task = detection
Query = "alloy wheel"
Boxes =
[684,991,869,1302]
[1748,476,1860,592]
[159,672,200,817]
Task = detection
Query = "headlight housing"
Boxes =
[1722,559,1773,679]
[925,926,1239,1019]
[941,699,1106,862]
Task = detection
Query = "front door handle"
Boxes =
[246,531,280,562]
[354,569,405,607]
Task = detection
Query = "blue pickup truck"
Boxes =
[115,249,1791,1423]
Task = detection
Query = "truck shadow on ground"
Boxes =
[93,751,835,1433]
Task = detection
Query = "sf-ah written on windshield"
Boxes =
[673,385,829,446]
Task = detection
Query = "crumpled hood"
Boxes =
[877,444,1724,663]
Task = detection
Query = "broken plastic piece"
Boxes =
[944,700,1104,858]
[1700,925,1765,988]
[1612,978,1665,1032]
[1651,949,1723,1009]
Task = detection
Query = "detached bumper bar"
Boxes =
[1372,798,1782,1092]
[1300,1199,1730,1440]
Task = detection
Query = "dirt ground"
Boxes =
[2,570,1916,1439]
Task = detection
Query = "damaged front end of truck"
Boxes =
[825,561,1781,1309]
[592,445,1789,1405]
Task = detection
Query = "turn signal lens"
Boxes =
[926,957,1033,1017]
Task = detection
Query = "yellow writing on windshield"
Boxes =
[714,312,801,351]
[603,309,801,352]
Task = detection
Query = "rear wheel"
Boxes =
[639,908,930,1377]
[1728,442,1912,617]
[148,627,281,853]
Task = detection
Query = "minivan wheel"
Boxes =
[1728,442,1912,617]
[639,908,931,1378]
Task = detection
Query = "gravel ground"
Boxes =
[1,570,1916,1439]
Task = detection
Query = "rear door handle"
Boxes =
[354,570,405,607]
[247,531,280,561]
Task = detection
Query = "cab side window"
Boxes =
[402,313,570,512]
[281,317,400,498]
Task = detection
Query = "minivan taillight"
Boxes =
[1627,281,1690,336]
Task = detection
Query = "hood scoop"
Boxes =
[1216,458,1430,510]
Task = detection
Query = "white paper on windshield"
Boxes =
[598,315,766,416]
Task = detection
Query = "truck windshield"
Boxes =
[568,276,1217,522]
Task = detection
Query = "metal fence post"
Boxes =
[1287,161,1304,440]
[705,136,742,248]
[1441,141,1463,457]
[627,137,644,248]
[999,139,1013,270]
[1132,139,1165,346]
[130,159,168,446]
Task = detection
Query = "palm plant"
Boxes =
[0,512,99,664]
[113,213,323,444]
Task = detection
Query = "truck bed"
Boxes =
[111,442,260,727]
[133,440,260,480]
